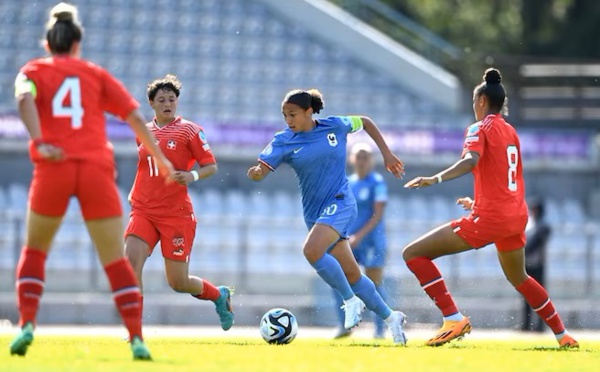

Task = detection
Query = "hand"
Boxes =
[173,171,195,185]
[247,165,263,181]
[348,234,362,249]
[403,176,437,189]
[155,155,176,184]
[456,197,474,211]
[383,152,405,179]
[36,143,64,161]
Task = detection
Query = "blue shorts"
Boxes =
[306,198,357,239]
[353,234,387,268]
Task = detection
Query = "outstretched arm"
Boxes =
[361,117,404,178]
[404,151,480,189]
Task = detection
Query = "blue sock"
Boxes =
[332,288,345,329]
[351,275,392,320]
[311,254,354,300]
[374,284,387,335]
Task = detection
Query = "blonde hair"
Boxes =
[46,2,80,29]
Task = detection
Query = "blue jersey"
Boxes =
[348,171,388,237]
[259,116,364,224]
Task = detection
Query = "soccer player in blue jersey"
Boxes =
[247,89,407,344]
[333,143,390,339]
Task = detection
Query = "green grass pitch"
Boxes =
[1,335,598,372]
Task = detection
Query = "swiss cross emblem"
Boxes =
[167,140,177,150]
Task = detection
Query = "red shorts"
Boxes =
[124,210,197,262]
[29,159,121,220]
[451,212,528,252]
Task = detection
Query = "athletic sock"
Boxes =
[351,275,392,320]
[311,253,354,300]
[406,257,460,317]
[192,279,221,301]
[516,276,566,335]
[16,247,47,327]
[374,284,387,334]
[104,258,143,341]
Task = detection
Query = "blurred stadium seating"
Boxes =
[0,0,455,127]
[0,183,596,300]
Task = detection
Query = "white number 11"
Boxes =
[507,145,518,191]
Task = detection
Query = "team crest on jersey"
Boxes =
[327,133,338,147]
[358,187,370,201]
[172,236,184,248]
[167,139,177,150]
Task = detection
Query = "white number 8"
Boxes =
[507,145,518,191]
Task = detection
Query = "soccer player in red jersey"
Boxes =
[403,68,579,348]
[9,2,174,360]
[125,75,234,331]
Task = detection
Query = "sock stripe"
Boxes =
[545,311,558,321]
[17,277,45,286]
[113,286,140,297]
[422,277,443,290]
[533,298,550,312]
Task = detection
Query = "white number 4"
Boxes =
[507,145,518,191]
[52,77,84,129]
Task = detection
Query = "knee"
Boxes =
[402,245,416,262]
[303,244,323,264]
[167,276,188,293]
[346,269,362,285]
[505,271,529,288]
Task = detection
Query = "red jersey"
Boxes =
[129,117,216,217]
[18,55,139,163]
[462,114,528,220]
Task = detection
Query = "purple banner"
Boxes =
[0,114,593,161]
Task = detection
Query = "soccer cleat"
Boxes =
[426,316,472,347]
[341,297,365,330]
[214,286,235,331]
[388,311,408,346]
[333,327,352,339]
[131,336,152,361]
[9,322,34,356]
[558,334,579,349]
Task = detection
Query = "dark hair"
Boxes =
[147,74,182,101]
[474,68,507,114]
[45,3,83,54]
[529,197,545,219]
[283,89,324,114]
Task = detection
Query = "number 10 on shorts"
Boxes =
[147,156,159,177]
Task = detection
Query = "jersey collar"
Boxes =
[152,116,181,130]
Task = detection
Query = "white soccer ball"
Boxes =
[259,308,298,344]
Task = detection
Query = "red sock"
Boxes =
[516,276,565,335]
[193,279,220,301]
[406,257,459,317]
[104,258,143,341]
[16,248,47,327]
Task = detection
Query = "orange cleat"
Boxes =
[558,334,579,349]
[426,316,472,347]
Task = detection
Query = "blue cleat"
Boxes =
[214,286,235,331]
[10,322,34,356]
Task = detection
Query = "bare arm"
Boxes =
[174,163,218,185]
[247,162,272,182]
[17,92,63,160]
[404,151,480,189]
[361,117,404,178]
[125,109,174,180]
